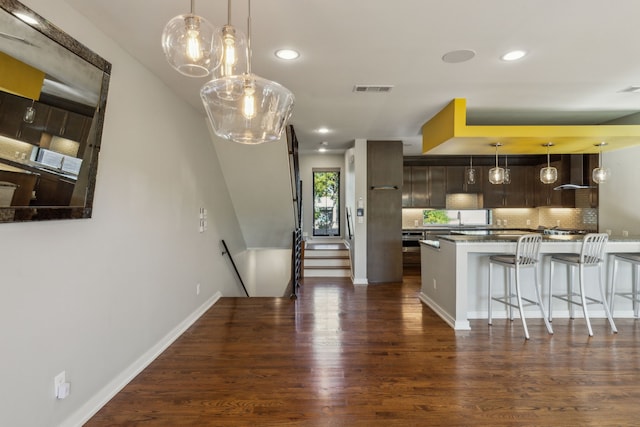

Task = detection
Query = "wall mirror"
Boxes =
[0,0,110,222]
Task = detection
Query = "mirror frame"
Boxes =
[0,0,111,222]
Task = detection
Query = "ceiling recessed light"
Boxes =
[318,127,330,134]
[275,49,300,60]
[501,50,527,61]
[318,147,327,153]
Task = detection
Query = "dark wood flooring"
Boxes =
[86,271,640,426]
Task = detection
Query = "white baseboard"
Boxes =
[61,292,222,427]
[352,277,368,286]
[419,292,470,330]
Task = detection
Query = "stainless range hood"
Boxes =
[553,155,594,190]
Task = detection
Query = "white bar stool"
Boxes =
[548,233,617,336]
[609,253,640,317]
[488,234,553,340]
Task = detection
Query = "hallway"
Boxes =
[87,274,640,426]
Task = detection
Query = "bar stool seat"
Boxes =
[548,233,617,336]
[488,234,553,340]
[610,253,640,317]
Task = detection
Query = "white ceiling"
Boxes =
[64,0,640,155]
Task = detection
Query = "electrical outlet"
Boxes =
[622,230,629,237]
[526,219,531,226]
[196,283,200,295]
[433,278,437,289]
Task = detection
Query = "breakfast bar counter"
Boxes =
[419,233,640,330]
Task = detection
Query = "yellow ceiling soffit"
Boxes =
[0,51,45,100]
[422,98,640,155]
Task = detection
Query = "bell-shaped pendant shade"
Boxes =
[540,166,558,184]
[162,14,222,77]
[201,73,295,144]
[214,25,248,79]
[488,166,505,184]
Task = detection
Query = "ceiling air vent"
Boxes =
[353,85,394,93]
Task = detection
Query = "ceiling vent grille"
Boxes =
[353,85,394,93]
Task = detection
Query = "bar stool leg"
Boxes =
[578,263,594,337]
[506,268,513,321]
[568,265,575,319]
[534,264,553,334]
[634,264,639,318]
[548,260,555,322]
[488,261,493,325]
[598,262,617,333]
[610,257,619,313]
[514,265,529,340]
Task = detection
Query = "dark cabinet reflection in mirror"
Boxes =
[0,0,111,222]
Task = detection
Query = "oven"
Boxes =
[402,230,425,252]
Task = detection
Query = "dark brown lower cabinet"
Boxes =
[32,176,74,206]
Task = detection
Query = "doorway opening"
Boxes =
[313,170,340,236]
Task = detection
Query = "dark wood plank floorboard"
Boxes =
[86,273,640,426]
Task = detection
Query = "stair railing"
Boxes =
[286,125,303,298]
[221,240,250,297]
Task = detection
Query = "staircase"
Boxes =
[304,240,352,278]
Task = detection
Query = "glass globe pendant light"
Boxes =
[540,142,558,184]
[488,143,505,184]
[592,142,610,184]
[503,155,511,184]
[200,0,294,144]
[216,0,248,79]
[161,0,222,77]
[465,156,476,185]
[23,99,36,123]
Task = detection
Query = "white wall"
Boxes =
[599,145,640,235]
[0,1,246,426]
[299,153,345,239]
[212,132,295,249]
[352,139,368,284]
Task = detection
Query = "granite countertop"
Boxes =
[428,234,639,243]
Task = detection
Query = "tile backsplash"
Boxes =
[404,207,597,230]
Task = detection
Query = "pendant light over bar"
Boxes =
[488,143,505,184]
[540,142,558,184]
[161,0,222,77]
[503,155,511,184]
[200,0,295,144]
[592,142,610,184]
[465,156,476,185]
[216,0,247,78]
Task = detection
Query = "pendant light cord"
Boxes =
[246,0,252,74]
[227,0,231,24]
[190,0,195,14]
[547,145,551,167]
[599,146,603,168]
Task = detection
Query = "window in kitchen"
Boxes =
[313,170,340,236]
